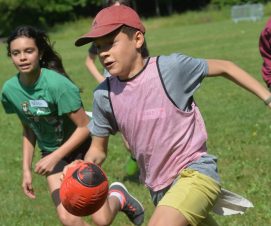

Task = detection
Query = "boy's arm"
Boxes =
[206,59,271,106]
[61,136,108,180]
[84,136,109,165]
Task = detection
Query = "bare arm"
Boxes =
[61,135,109,180]
[85,53,105,84]
[34,107,90,175]
[22,124,36,199]
[207,59,271,107]
[84,135,109,165]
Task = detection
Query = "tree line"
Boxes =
[0,0,269,37]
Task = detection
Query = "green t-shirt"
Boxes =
[1,68,82,152]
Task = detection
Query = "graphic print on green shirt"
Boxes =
[1,68,82,152]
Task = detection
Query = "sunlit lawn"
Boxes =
[0,7,270,226]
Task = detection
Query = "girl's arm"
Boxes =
[207,59,271,107]
[34,107,90,175]
[22,123,36,199]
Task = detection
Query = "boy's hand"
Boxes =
[60,160,84,181]
[263,95,271,107]
[84,136,109,165]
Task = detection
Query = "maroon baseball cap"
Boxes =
[75,5,145,46]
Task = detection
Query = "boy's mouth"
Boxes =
[104,61,114,68]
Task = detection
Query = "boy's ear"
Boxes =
[134,31,145,49]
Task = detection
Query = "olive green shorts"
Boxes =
[158,169,221,226]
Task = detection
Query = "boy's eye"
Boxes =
[95,39,116,53]
[95,45,101,51]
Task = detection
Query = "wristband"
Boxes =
[264,96,271,105]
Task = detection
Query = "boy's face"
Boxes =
[94,29,145,79]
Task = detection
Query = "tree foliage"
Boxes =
[0,0,101,36]
[210,0,269,7]
[0,0,269,37]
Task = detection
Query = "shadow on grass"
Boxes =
[123,171,140,184]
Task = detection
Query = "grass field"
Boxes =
[0,6,271,226]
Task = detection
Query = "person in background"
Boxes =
[85,0,148,177]
[259,17,271,91]
[1,25,144,226]
[71,5,271,226]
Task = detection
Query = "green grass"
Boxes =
[1,6,271,226]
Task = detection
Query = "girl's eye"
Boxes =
[10,48,35,57]
[26,49,34,54]
[11,51,19,56]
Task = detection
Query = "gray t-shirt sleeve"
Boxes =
[89,80,118,136]
[158,53,208,110]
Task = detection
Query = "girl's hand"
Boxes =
[34,152,61,176]
[22,170,35,199]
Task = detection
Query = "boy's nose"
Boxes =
[99,50,110,60]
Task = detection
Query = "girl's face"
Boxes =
[95,30,145,80]
[9,36,41,77]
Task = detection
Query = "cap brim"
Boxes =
[75,24,123,47]
[75,37,95,47]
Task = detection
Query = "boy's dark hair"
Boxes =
[121,26,149,58]
[7,25,68,77]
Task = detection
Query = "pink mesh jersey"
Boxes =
[109,57,208,191]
